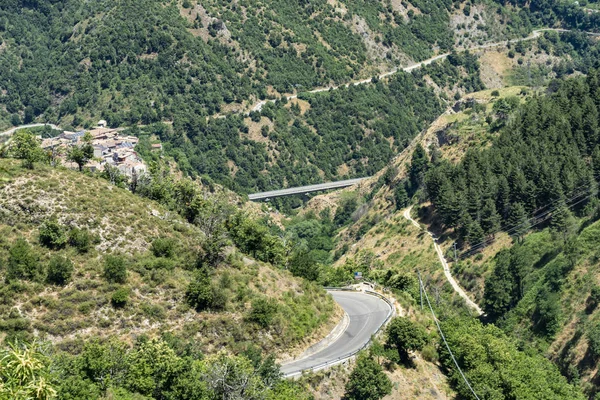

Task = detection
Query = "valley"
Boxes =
[1,0,600,399]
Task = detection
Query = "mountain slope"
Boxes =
[299,70,600,397]
[0,159,338,357]
[0,0,531,131]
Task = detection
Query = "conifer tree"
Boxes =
[480,198,501,237]
[509,203,529,243]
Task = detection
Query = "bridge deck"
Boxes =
[248,177,369,200]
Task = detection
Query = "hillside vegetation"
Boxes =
[0,159,338,365]
[0,0,531,130]
[281,69,600,397]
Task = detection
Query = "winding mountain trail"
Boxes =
[403,207,484,315]
[246,28,598,114]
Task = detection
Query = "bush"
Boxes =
[39,219,67,249]
[186,273,214,311]
[248,298,278,328]
[69,228,92,253]
[491,90,500,97]
[46,255,74,286]
[344,353,392,400]
[185,271,226,311]
[111,287,130,308]
[7,239,42,282]
[103,255,128,284]
[288,251,320,281]
[385,317,427,365]
[151,237,176,258]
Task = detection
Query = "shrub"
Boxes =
[111,287,129,308]
[151,237,176,258]
[151,258,175,270]
[491,90,500,97]
[69,228,92,253]
[39,219,67,249]
[385,317,428,365]
[186,273,213,311]
[7,239,42,281]
[47,255,74,286]
[248,298,278,328]
[288,251,320,281]
[103,255,128,284]
[185,272,226,311]
[344,353,392,400]
[141,304,167,320]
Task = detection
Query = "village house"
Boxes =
[41,124,149,178]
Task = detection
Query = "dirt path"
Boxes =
[403,207,484,315]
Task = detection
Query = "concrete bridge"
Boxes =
[248,177,370,201]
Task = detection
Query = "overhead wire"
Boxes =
[457,174,599,258]
[418,271,481,400]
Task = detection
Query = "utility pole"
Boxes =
[419,272,423,311]
[453,242,458,262]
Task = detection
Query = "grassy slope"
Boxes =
[0,159,339,358]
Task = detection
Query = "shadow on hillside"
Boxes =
[416,204,453,243]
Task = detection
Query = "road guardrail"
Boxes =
[283,288,395,378]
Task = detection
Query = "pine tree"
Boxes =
[509,203,529,243]
[409,144,429,193]
[483,250,515,319]
[480,198,501,237]
[467,220,485,249]
[394,184,409,210]
[496,176,511,219]
[550,202,575,243]
[593,146,600,185]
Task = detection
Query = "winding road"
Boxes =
[248,28,598,113]
[281,290,393,378]
[403,207,483,315]
[0,123,61,137]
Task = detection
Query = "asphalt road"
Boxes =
[0,123,61,137]
[281,291,392,377]
[248,177,369,200]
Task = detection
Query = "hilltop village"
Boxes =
[40,121,149,177]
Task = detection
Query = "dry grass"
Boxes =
[0,159,338,357]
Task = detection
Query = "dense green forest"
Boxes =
[0,0,255,126]
[424,70,600,249]
[199,0,455,92]
[144,53,486,194]
[496,0,600,32]
[136,70,444,193]
[0,0,509,130]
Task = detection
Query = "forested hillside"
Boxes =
[2,0,596,196]
[292,70,600,397]
[0,0,529,131]
[424,70,600,251]
[154,70,445,193]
